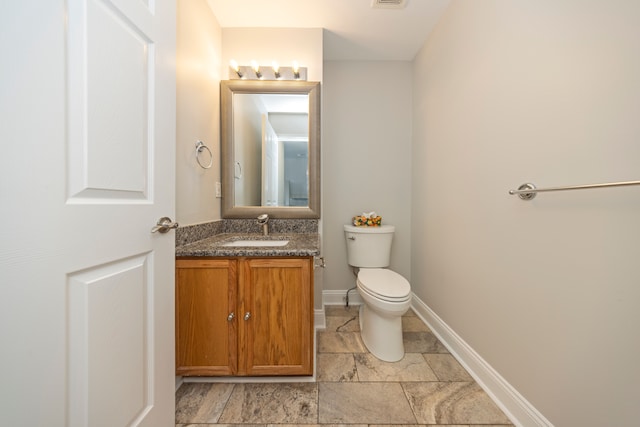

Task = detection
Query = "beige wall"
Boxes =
[412,1,640,425]
[323,61,413,296]
[176,0,222,225]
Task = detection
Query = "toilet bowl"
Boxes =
[356,268,411,362]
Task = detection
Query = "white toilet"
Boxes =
[344,224,412,362]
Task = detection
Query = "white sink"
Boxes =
[222,239,289,247]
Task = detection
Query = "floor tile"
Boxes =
[273,425,368,427]
[175,383,235,424]
[212,425,266,427]
[317,353,358,382]
[403,331,449,353]
[402,315,431,332]
[317,331,367,353]
[402,381,512,425]
[369,425,429,427]
[354,353,438,382]
[325,305,360,317]
[424,353,474,381]
[319,382,417,424]
[177,425,266,427]
[218,383,318,424]
[325,313,360,332]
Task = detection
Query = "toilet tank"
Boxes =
[344,224,395,268]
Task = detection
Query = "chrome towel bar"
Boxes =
[509,180,640,200]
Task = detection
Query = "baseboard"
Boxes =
[411,293,553,427]
[322,289,362,306]
[314,308,326,330]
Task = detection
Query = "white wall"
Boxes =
[412,1,640,425]
[323,61,413,295]
[176,0,222,225]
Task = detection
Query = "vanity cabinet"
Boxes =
[175,257,313,376]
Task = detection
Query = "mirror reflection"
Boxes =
[221,80,321,219]
[233,93,309,207]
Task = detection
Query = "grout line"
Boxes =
[216,382,236,424]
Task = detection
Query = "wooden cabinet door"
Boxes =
[238,257,313,376]
[175,259,237,376]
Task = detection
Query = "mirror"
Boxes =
[221,80,320,218]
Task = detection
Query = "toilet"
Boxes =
[344,224,412,362]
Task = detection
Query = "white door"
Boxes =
[0,1,175,426]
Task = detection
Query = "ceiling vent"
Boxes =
[371,0,408,9]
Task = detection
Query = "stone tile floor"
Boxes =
[175,305,514,426]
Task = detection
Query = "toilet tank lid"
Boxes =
[344,224,395,233]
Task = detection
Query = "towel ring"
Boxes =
[195,140,213,169]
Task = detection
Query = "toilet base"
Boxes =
[359,304,405,362]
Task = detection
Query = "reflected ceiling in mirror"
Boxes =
[221,80,320,219]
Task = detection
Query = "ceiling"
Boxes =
[206,0,451,61]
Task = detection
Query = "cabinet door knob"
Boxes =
[244,312,251,321]
[227,312,235,321]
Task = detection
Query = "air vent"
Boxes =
[371,0,407,9]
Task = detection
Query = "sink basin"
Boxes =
[222,239,289,247]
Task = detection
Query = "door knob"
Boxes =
[227,312,235,322]
[151,217,179,233]
[244,312,251,321]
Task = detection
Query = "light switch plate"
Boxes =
[215,182,222,198]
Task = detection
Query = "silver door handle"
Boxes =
[151,217,179,233]
[244,312,251,321]
[227,312,235,322]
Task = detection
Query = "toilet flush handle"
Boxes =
[347,236,355,240]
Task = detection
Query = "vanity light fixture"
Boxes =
[228,60,307,80]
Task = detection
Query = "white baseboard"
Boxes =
[314,308,326,330]
[410,293,553,427]
[322,289,362,306]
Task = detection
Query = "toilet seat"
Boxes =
[357,268,411,302]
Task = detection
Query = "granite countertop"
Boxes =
[176,233,320,257]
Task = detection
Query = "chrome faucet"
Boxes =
[257,214,269,236]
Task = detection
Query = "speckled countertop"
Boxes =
[176,233,320,257]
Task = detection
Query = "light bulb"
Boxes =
[292,60,300,79]
[230,59,243,77]
[251,60,262,78]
